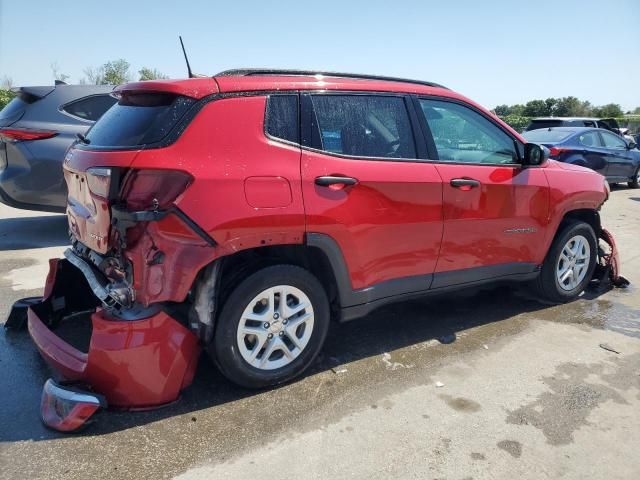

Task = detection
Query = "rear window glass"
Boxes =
[265,95,299,144]
[0,95,30,122]
[62,94,117,122]
[522,129,573,142]
[85,93,195,147]
[525,120,563,131]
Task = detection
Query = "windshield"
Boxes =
[522,129,573,143]
[85,93,195,147]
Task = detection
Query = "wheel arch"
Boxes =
[189,240,342,342]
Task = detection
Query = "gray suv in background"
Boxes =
[0,83,116,212]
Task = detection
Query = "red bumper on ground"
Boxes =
[27,259,201,409]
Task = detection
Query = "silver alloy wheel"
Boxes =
[556,234,591,291]
[236,285,314,370]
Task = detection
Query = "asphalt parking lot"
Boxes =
[0,189,638,480]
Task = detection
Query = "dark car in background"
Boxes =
[0,83,116,212]
[523,127,640,187]
[524,117,621,134]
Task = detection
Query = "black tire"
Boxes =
[534,220,597,304]
[211,265,330,389]
[628,167,640,188]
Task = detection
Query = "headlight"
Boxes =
[603,178,610,201]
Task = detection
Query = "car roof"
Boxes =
[116,69,455,99]
[531,117,602,121]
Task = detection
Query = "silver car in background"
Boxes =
[0,83,116,212]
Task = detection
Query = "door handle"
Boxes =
[450,178,480,188]
[315,175,358,187]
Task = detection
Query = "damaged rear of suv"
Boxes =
[13,71,627,431]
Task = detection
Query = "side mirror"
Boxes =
[524,143,549,166]
[628,141,637,150]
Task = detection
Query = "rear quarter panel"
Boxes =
[131,95,305,253]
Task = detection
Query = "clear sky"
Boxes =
[1,0,638,110]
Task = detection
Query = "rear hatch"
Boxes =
[64,84,211,253]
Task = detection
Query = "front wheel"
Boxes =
[534,220,597,303]
[628,168,640,188]
[211,265,330,389]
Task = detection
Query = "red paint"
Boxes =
[434,164,550,271]
[244,176,293,208]
[302,152,443,289]
[28,260,201,408]
[114,77,219,99]
[32,73,617,414]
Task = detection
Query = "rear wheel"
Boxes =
[534,220,597,303]
[211,265,330,389]
[628,168,639,188]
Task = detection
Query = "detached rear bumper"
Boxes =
[27,258,201,409]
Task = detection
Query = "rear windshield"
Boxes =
[522,129,573,143]
[85,93,195,147]
[524,120,564,131]
[0,94,34,123]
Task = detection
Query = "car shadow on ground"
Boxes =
[0,215,69,251]
[1,283,568,442]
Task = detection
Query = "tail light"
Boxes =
[86,167,113,198]
[0,127,57,142]
[120,169,193,210]
[40,379,106,432]
[548,147,570,159]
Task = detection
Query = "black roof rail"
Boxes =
[215,68,448,90]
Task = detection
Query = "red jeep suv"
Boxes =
[24,69,618,430]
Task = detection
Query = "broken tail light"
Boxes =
[86,167,113,198]
[40,379,106,432]
[120,169,193,210]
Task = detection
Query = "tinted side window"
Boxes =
[310,95,416,159]
[265,95,299,144]
[63,94,117,121]
[600,131,627,149]
[577,131,602,147]
[419,99,517,164]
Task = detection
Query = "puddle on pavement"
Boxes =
[528,289,640,338]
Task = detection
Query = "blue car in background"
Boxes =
[523,127,640,188]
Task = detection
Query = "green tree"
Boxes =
[103,59,131,85]
[592,103,624,118]
[82,59,132,85]
[0,89,15,110]
[509,104,525,116]
[138,67,168,81]
[494,104,511,116]
[545,98,557,116]
[522,99,550,117]
[633,107,640,115]
[553,96,592,117]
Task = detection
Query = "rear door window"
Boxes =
[62,94,117,122]
[309,95,416,159]
[85,93,195,147]
[577,131,602,147]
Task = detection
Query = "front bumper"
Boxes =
[27,258,201,409]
